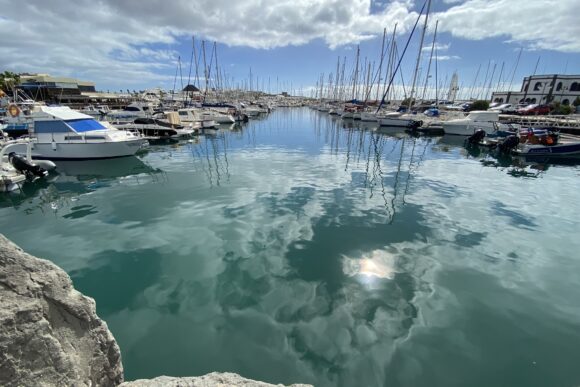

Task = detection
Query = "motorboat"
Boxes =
[115,117,195,139]
[0,140,55,191]
[107,102,156,123]
[7,106,147,160]
[177,108,217,129]
[377,112,422,128]
[200,109,235,124]
[442,111,518,136]
[359,111,378,122]
[514,131,580,156]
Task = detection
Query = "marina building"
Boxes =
[17,73,130,108]
[491,74,580,105]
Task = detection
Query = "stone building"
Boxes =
[491,74,580,105]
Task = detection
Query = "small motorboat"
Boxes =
[0,140,55,191]
[514,132,580,156]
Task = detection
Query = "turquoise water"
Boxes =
[1,108,580,386]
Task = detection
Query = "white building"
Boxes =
[491,74,580,106]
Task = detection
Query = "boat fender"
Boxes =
[34,159,57,171]
[8,104,20,118]
[52,141,57,151]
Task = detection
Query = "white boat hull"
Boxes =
[378,116,420,128]
[443,121,496,136]
[10,139,146,160]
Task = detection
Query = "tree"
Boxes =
[550,101,572,115]
[573,97,580,107]
[0,71,21,92]
[400,97,416,107]
[468,100,489,111]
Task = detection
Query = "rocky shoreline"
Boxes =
[0,234,310,387]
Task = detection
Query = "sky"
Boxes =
[1,0,579,98]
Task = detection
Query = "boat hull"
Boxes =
[10,139,146,160]
[378,116,421,128]
[514,143,580,156]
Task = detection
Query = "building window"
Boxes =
[571,82,579,92]
[499,98,504,103]
[562,99,570,105]
[556,82,563,91]
[533,82,542,91]
[531,98,537,103]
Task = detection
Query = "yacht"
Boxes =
[7,106,146,159]
[107,102,155,123]
[177,108,217,129]
[442,111,518,136]
[377,112,422,128]
[115,117,195,139]
[200,109,235,124]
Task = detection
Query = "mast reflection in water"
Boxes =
[1,108,580,387]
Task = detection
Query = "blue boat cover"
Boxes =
[66,119,106,132]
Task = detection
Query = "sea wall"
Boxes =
[0,234,310,387]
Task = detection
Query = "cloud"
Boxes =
[437,55,461,61]
[0,0,578,90]
[434,0,580,53]
[422,43,451,52]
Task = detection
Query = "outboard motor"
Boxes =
[8,152,49,178]
[467,129,486,145]
[498,135,519,154]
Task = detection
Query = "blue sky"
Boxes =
[1,0,579,97]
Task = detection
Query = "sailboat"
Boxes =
[376,0,431,129]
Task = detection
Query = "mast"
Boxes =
[407,0,431,112]
[469,64,481,100]
[435,41,438,105]
[186,36,195,106]
[352,45,360,100]
[375,28,387,102]
[421,19,438,102]
[202,40,208,95]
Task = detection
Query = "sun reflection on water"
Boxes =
[343,249,396,282]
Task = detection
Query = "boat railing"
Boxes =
[501,114,580,132]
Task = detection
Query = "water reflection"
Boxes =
[2,109,580,387]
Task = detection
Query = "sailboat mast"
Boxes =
[352,46,360,100]
[407,0,431,111]
[202,40,208,95]
[375,28,387,102]
[421,19,438,102]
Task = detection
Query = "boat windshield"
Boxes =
[66,119,107,132]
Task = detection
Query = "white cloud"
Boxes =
[0,0,578,89]
[422,43,451,52]
[437,55,461,61]
[434,0,580,53]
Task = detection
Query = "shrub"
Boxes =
[469,100,489,111]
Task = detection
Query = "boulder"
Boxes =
[120,372,312,387]
[0,234,123,386]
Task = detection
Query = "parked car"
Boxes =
[490,103,517,114]
[517,104,551,115]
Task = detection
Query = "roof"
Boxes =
[183,84,200,92]
[40,106,94,120]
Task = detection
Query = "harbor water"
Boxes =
[1,108,580,386]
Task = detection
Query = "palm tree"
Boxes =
[0,71,21,94]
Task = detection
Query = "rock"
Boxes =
[0,234,123,387]
[120,372,312,387]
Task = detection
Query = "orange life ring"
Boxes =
[8,104,20,118]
